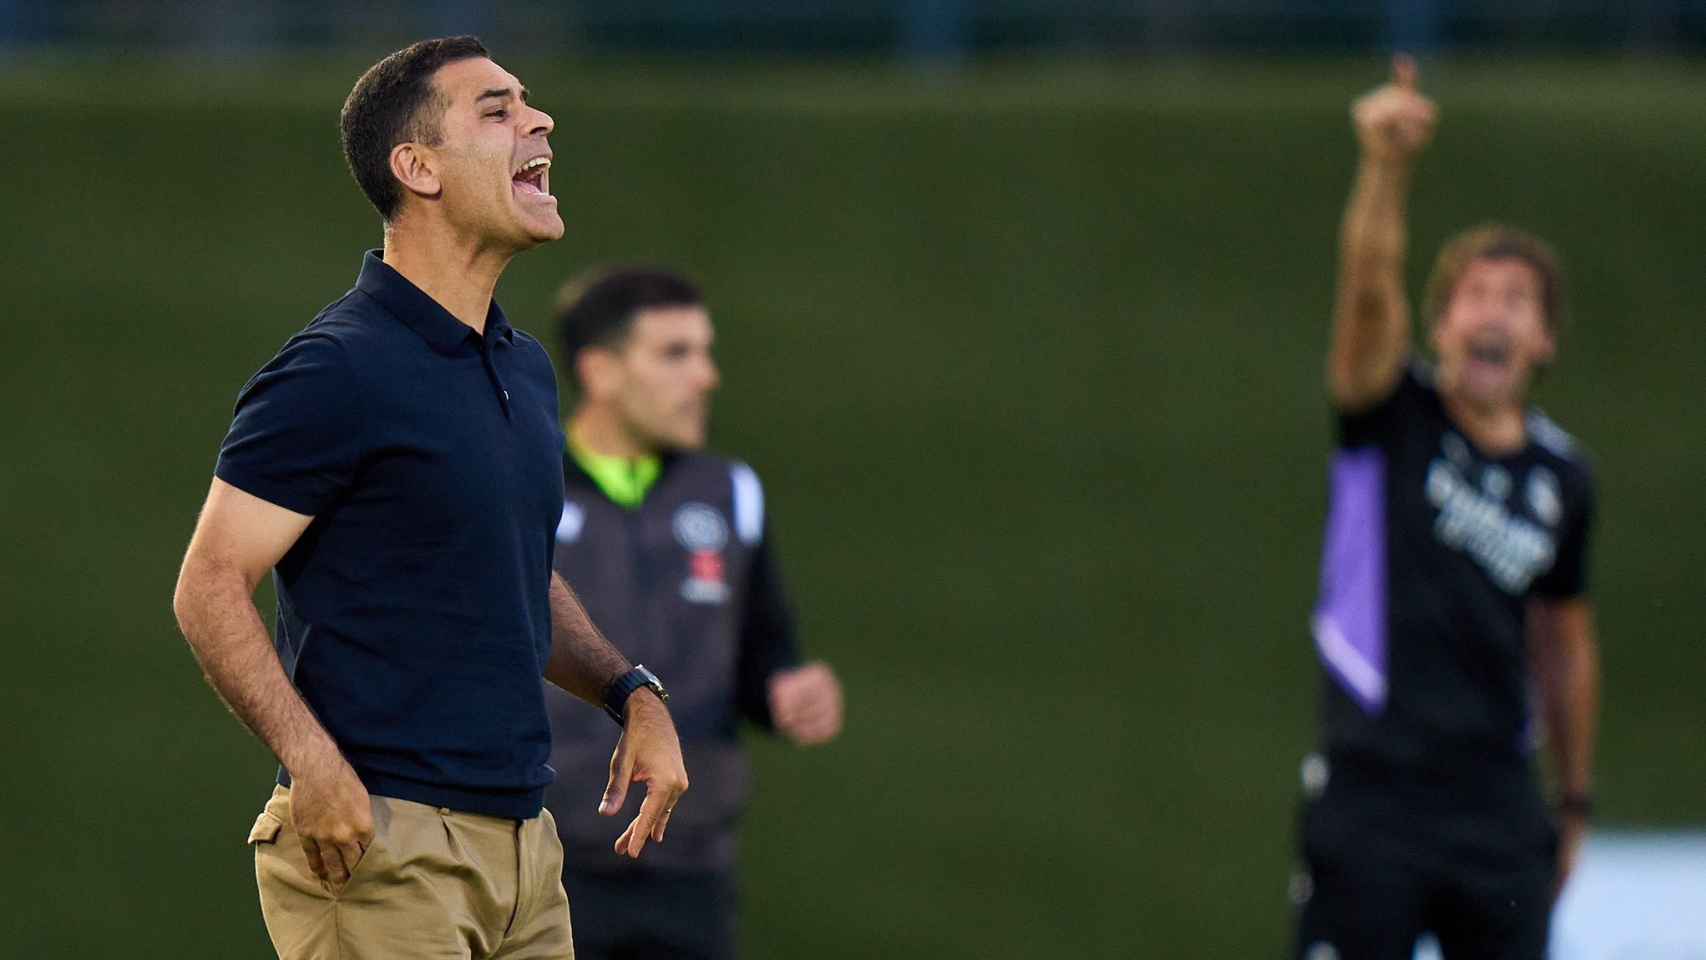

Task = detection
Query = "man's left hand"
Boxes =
[599,692,689,859]
[769,662,844,746]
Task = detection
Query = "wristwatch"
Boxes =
[603,664,669,726]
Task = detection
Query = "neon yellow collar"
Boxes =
[567,429,660,509]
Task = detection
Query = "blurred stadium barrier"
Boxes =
[1553,832,1706,958]
[3,1,1706,57]
[1412,832,1706,960]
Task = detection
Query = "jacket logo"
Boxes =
[675,502,731,604]
[673,503,729,552]
[681,553,730,605]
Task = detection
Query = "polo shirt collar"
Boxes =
[355,250,515,355]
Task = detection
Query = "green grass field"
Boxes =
[2,54,1702,957]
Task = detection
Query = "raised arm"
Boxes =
[172,477,372,891]
[1527,596,1600,899]
[544,572,688,859]
[1329,55,1438,412]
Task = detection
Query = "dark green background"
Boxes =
[3,56,1701,957]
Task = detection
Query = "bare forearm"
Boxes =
[173,559,343,778]
[1542,633,1600,796]
[544,572,631,705]
[1329,158,1414,398]
[1340,158,1411,279]
[1530,599,1600,799]
[1331,60,1434,406]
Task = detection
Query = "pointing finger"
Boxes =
[1393,53,1418,90]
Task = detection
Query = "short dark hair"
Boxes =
[555,267,704,389]
[340,36,489,221]
[1423,223,1568,338]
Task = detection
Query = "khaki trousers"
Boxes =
[249,786,574,959]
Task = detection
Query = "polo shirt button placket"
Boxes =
[478,342,512,418]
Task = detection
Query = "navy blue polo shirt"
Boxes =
[215,251,566,819]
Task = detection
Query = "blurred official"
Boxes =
[172,37,687,959]
[544,268,844,960]
[1295,57,1600,959]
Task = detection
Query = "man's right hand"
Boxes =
[288,752,374,893]
[1352,54,1437,165]
[600,692,689,860]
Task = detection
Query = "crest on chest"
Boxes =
[674,501,731,605]
[1423,433,1558,594]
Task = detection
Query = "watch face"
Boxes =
[634,664,669,699]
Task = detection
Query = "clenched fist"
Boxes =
[1353,54,1437,164]
[769,662,844,746]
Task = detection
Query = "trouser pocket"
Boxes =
[248,810,284,846]
[250,787,385,897]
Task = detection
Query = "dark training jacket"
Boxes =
[543,451,801,874]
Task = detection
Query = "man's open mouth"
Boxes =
[513,156,551,198]
[1468,341,1511,367]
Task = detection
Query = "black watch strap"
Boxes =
[603,664,668,726]
[1556,792,1596,819]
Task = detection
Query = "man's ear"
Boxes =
[579,349,618,401]
[1534,324,1558,368]
[390,142,442,203]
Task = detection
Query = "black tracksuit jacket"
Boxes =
[542,451,800,875]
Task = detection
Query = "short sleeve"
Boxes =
[1335,363,1430,448]
[214,331,365,516]
[1533,466,1595,599]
